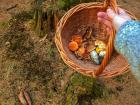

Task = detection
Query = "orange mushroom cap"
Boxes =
[72,35,83,45]
[68,41,79,51]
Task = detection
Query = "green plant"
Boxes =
[33,0,44,37]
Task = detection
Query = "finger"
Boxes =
[118,7,131,20]
[97,12,109,20]
[98,17,112,28]
[107,8,116,20]
[118,7,126,15]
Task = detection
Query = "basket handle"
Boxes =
[104,0,118,13]
[94,0,118,77]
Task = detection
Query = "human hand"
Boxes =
[97,8,131,31]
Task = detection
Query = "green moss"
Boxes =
[92,80,106,98]
[0,21,9,30]
[70,73,95,95]
[63,73,95,105]
[63,73,111,105]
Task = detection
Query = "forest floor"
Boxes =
[0,0,140,105]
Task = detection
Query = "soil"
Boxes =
[0,0,140,105]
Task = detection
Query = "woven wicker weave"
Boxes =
[55,0,137,78]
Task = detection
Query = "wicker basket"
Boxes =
[55,0,137,78]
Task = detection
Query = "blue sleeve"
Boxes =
[114,20,140,82]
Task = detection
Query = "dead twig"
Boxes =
[6,4,18,11]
